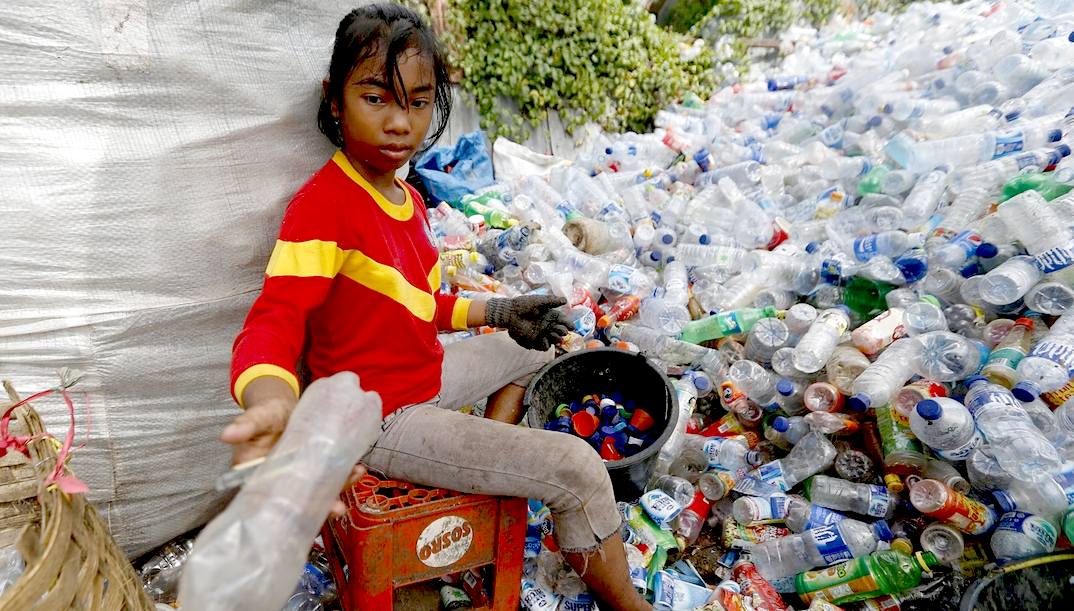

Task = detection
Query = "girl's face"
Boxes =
[334,48,436,178]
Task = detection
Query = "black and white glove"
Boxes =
[485,295,570,351]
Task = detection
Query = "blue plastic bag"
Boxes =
[415,130,494,204]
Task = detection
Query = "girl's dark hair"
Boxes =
[317,4,452,153]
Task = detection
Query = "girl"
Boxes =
[220,5,651,610]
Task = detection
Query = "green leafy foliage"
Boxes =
[443,0,716,140]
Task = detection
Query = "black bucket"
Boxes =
[523,348,679,501]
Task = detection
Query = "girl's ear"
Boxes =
[323,79,339,118]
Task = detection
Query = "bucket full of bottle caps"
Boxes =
[523,347,678,501]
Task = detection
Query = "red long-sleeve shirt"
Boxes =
[230,151,472,417]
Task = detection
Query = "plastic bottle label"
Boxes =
[852,235,881,261]
[875,405,924,456]
[756,461,790,492]
[560,593,595,611]
[1041,377,1074,409]
[950,231,983,257]
[641,490,683,529]
[805,504,848,530]
[607,265,637,294]
[936,429,984,461]
[984,346,1028,372]
[811,524,854,564]
[866,485,892,518]
[798,559,880,605]
[991,130,1026,159]
[1026,341,1074,377]
[964,388,1022,417]
[521,580,561,611]
[1034,247,1074,273]
[930,491,995,534]
[996,511,1057,553]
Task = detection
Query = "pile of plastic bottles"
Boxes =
[542,393,659,461]
[424,0,1074,608]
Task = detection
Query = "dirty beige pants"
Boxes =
[362,331,623,553]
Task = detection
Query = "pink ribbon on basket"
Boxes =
[0,369,89,495]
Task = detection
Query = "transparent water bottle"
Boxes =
[920,522,965,564]
[771,416,809,446]
[752,432,837,492]
[746,518,894,580]
[991,477,1070,526]
[826,345,872,395]
[647,474,697,509]
[1012,331,1074,402]
[903,298,948,336]
[848,339,921,411]
[979,255,1044,305]
[909,397,983,461]
[783,495,850,533]
[991,511,1058,562]
[910,331,988,382]
[964,376,1061,480]
[745,318,791,363]
[793,307,852,373]
[728,359,781,408]
[966,446,1014,491]
[804,382,845,413]
[804,475,896,519]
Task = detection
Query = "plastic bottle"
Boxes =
[647,474,696,508]
[803,475,896,519]
[179,373,382,611]
[848,339,921,411]
[851,307,906,357]
[981,317,1035,387]
[802,412,860,436]
[909,397,983,461]
[908,479,996,535]
[752,432,838,492]
[745,318,791,363]
[772,416,810,446]
[991,477,1070,526]
[920,522,965,565]
[804,382,845,413]
[728,359,780,409]
[675,492,713,546]
[732,494,792,525]
[680,306,780,345]
[826,346,872,395]
[793,307,852,373]
[747,518,894,580]
[1012,330,1074,403]
[979,255,1044,305]
[964,375,1061,480]
[846,231,925,262]
[990,511,1059,562]
[911,331,988,382]
[900,168,949,231]
[795,551,941,606]
[897,121,1061,174]
[903,298,948,336]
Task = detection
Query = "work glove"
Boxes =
[485,295,570,351]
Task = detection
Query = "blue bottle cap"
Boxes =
[1005,110,1021,122]
[692,375,711,392]
[916,399,942,421]
[867,116,882,128]
[1069,31,1074,43]
[767,79,778,92]
[776,378,795,396]
[976,243,999,258]
[882,103,894,114]
[661,233,675,245]
[649,250,662,262]
[665,255,676,264]
[1048,129,1062,142]
[1011,380,1041,402]
[964,375,989,388]
[897,258,928,283]
[942,45,954,54]
[992,489,1016,514]
[699,234,710,245]
[872,519,895,542]
[773,416,790,432]
[805,241,820,254]
[960,263,979,278]
[848,394,871,412]
[1057,144,1072,157]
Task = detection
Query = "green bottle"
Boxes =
[796,550,941,605]
[456,193,516,229]
[679,306,779,345]
[843,277,895,318]
[857,166,890,195]
[1000,172,1073,202]
[874,403,927,475]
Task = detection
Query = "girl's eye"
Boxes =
[411,99,430,109]
[364,95,383,105]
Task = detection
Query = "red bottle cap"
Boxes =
[572,411,599,438]
[629,408,655,432]
[600,437,623,461]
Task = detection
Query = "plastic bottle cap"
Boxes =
[916,399,943,421]
[1069,31,1074,43]
[776,379,795,396]
[959,264,979,278]
[1012,381,1040,402]
[867,116,882,128]
[1048,129,1062,142]
[881,103,894,114]
[872,519,895,542]
[891,538,914,555]
[976,243,999,258]
[1014,317,1033,329]
[660,233,675,245]
[650,250,662,261]
[847,394,871,412]
[1057,144,1072,158]
[1005,110,1021,122]
[766,79,778,91]
[992,489,1016,514]
[805,241,820,254]
[963,375,988,389]
[699,234,710,245]
[773,416,790,432]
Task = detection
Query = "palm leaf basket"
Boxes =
[0,380,153,610]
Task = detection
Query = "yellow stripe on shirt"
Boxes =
[233,363,300,409]
[265,239,346,278]
[339,250,436,322]
[451,298,473,331]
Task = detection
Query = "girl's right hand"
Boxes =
[220,395,297,466]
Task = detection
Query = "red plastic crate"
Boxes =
[322,474,527,610]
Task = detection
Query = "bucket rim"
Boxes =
[522,347,680,470]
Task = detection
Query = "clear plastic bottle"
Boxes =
[771,416,809,446]
[793,307,852,373]
[981,317,1035,387]
[848,339,921,411]
[728,360,780,409]
[746,518,894,580]
[733,494,792,525]
[647,474,696,508]
[826,345,872,395]
[783,496,850,533]
[903,298,948,336]
[965,375,1062,479]
[979,255,1044,305]
[910,331,988,382]
[803,475,896,519]
[803,412,860,436]
[752,432,838,492]
[804,382,845,413]
[676,492,713,546]
[909,397,983,461]
[745,318,791,363]
[1012,330,1074,402]
[991,477,1070,526]
[966,446,1014,491]
[991,511,1058,562]
[680,434,763,473]
[900,168,949,231]
[851,308,906,357]
[898,122,1061,174]
[920,522,965,564]
[846,231,925,263]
